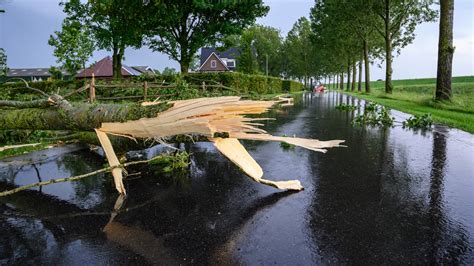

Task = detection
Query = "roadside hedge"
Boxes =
[0,72,303,100]
[185,72,303,94]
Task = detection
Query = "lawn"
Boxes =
[338,76,474,133]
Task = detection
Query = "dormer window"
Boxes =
[211,60,217,68]
[226,59,235,68]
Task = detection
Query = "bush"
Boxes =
[185,72,302,94]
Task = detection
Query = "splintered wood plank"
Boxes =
[95,129,126,195]
[212,138,303,191]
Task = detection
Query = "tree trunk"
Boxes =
[351,62,356,91]
[435,0,454,101]
[112,45,123,79]
[336,74,339,90]
[358,60,362,92]
[0,101,171,131]
[340,73,344,90]
[346,59,351,91]
[180,63,189,74]
[384,0,394,94]
[364,39,371,93]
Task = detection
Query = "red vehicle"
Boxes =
[313,85,325,93]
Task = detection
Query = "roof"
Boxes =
[76,56,142,78]
[7,68,69,77]
[198,52,230,72]
[200,47,240,66]
[132,66,155,74]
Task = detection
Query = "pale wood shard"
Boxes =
[95,96,344,194]
[212,138,303,191]
[95,129,126,195]
[230,133,346,153]
[0,143,42,152]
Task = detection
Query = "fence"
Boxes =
[86,74,231,103]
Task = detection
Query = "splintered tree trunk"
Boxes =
[0,101,171,131]
[351,62,356,91]
[358,60,362,92]
[435,0,454,101]
[364,39,371,93]
[346,59,351,90]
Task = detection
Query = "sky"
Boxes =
[0,0,472,80]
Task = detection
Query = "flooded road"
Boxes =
[1,92,473,264]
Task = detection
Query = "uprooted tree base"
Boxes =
[0,93,345,196]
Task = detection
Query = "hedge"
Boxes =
[0,72,303,100]
[184,72,303,94]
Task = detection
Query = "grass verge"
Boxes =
[340,90,474,134]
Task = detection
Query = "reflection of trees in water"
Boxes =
[308,122,470,263]
[55,151,108,208]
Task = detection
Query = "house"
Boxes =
[198,47,239,72]
[76,56,152,79]
[6,68,70,82]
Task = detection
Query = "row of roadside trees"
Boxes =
[310,0,455,101]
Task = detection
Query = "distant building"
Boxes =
[6,68,70,82]
[131,66,156,75]
[198,47,239,72]
[76,56,153,79]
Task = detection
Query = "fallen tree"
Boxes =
[0,93,345,195]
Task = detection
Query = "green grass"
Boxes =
[338,76,474,133]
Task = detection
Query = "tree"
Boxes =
[435,0,454,101]
[162,67,177,76]
[373,0,437,93]
[283,17,314,86]
[232,25,283,75]
[310,0,363,87]
[0,48,7,77]
[59,0,147,79]
[48,18,94,76]
[48,66,63,80]
[146,0,269,73]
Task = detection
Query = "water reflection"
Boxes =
[0,92,473,264]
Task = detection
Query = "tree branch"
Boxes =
[0,155,166,197]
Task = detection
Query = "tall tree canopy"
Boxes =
[373,0,437,93]
[283,17,314,86]
[48,18,94,76]
[57,0,147,78]
[231,25,283,76]
[146,0,269,73]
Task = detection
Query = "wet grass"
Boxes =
[339,76,474,133]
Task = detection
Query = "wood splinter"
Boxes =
[94,96,345,194]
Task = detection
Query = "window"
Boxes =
[226,60,235,68]
[211,60,217,68]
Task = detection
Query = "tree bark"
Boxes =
[435,0,454,101]
[112,44,124,79]
[363,39,371,93]
[340,73,344,90]
[384,0,394,94]
[351,62,356,91]
[346,59,351,91]
[358,60,362,92]
[0,101,171,131]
